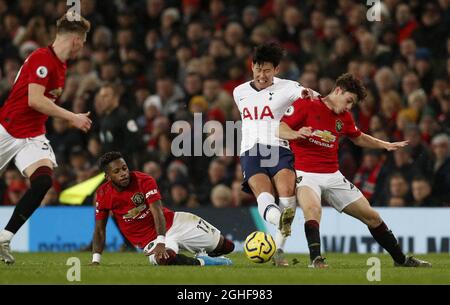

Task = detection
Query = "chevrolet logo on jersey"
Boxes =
[312,130,336,143]
[123,204,147,220]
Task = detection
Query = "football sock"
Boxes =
[5,167,53,234]
[208,237,235,257]
[274,230,287,250]
[278,196,296,210]
[257,192,281,226]
[369,221,406,265]
[305,220,321,261]
[170,254,200,265]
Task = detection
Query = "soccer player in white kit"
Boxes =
[233,43,314,266]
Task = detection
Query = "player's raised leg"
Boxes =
[271,168,296,266]
[0,159,54,264]
[343,197,432,267]
[297,186,328,268]
[248,174,281,227]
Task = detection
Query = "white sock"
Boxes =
[0,230,14,242]
[274,229,287,250]
[279,196,296,210]
[275,197,297,250]
[257,192,281,226]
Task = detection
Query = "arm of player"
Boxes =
[148,200,170,260]
[28,83,92,132]
[277,122,313,140]
[350,133,409,151]
[91,218,108,265]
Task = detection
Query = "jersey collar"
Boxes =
[249,81,274,92]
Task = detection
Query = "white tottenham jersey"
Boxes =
[233,77,306,155]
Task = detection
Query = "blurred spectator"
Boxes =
[403,124,433,177]
[388,196,407,207]
[395,3,419,43]
[387,173,413,205]
[1,0,448,207]
[353,149,384,202]
[47,117,85,164]
[197,158,230,205]
[95,83,144,168]
[430,133,450,204]
[211,184,233,208]
[4,180,28,206]
[167,176,199,208]
[411,176,439,207]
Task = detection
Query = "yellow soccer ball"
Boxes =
[244,231,276,263]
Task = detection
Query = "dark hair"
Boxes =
[252,42,284,67]
[56,13,91,35]
[334,73,367,103]
[100,82,120,96]
[412,175,430,184]
[99,151,124,172]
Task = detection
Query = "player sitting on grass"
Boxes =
[278,73,432,268]
[91,151,234,266]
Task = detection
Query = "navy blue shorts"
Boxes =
[240,144,294,194]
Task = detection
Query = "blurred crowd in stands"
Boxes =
[0,0,449,207]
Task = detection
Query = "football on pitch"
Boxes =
[244,231,276,263]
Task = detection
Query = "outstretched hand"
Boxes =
[71,111,92,133]
[301,88,316,100]
[385,140,409,151]
[296,126,313,139]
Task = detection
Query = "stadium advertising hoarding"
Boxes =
[266,207,450,254]
[0,207,449,253]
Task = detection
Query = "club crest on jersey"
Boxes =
[336,120,344,132]
[36,66,48,78]
[131,192,145,206]
[284,106,294,116]
[242,106,274,120]
[296,176,303,184]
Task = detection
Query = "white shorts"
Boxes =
[0,124,57,176]
[145,212,221,265]
[295,170,363,212]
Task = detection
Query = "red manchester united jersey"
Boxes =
[95,171,174,249]
[0,46,67,138]
[281,97,361,173]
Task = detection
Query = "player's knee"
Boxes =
[304,204,321,219]
[277,184,295,198]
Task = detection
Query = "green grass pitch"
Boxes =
[1,252,449,284]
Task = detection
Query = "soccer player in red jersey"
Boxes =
[91,152,234,266]
[0,13,92,264]
[279,73,431,268]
